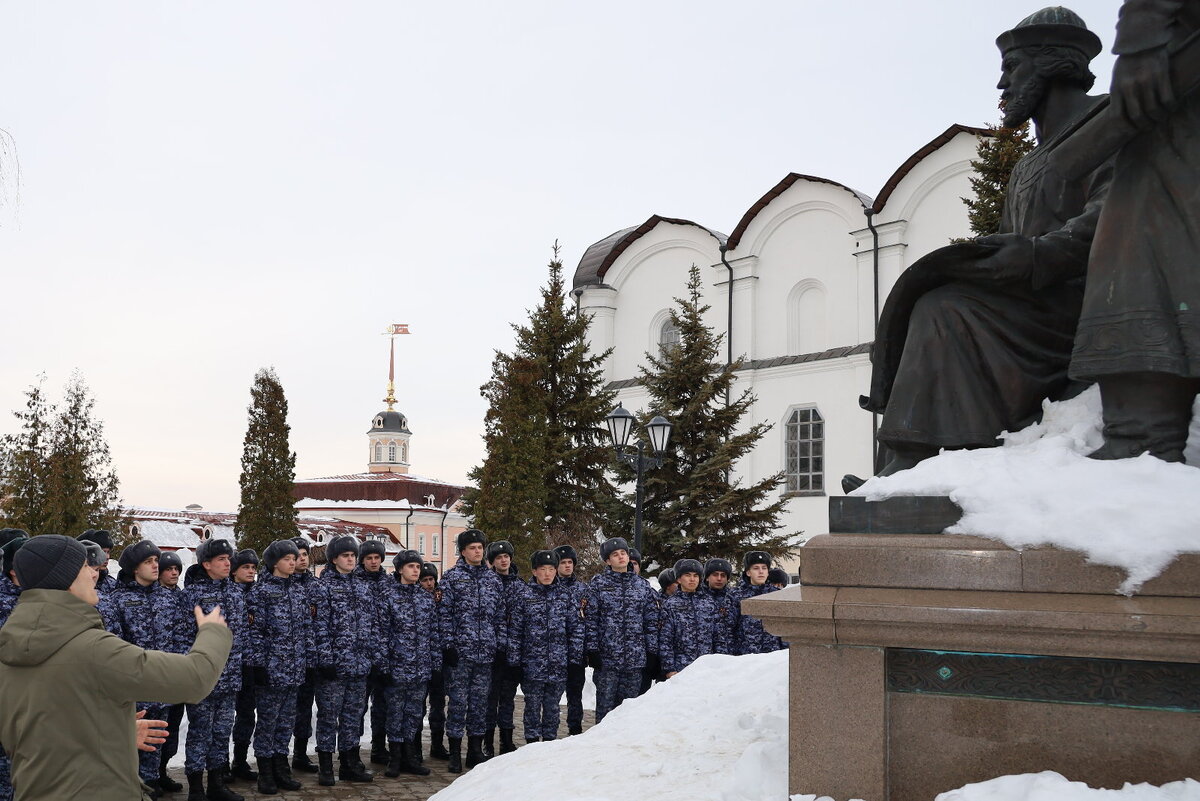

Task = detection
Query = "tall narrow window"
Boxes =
[659,319,681,354]
[374,443,383,462]
[432,534,439,556]
[784,407,824,494]
[388,444,396,462]
[418,533,425,554]
[401,444,407,462]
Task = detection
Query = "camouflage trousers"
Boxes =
[136,702,169,782]
[0,744,11,801]
[362,675,388,742]
[521,679,565,741]
[254,685,299,759]
[425,669,446,731]
[186,690,236,773]
[445,660,493,738]
[315,676,368,753]
[485,660,518,731]
[293,679,315,743]
[593,668,641,723]
[160,704,185,768]
[384,682,428,742]
[565,663,585,733]
[233,681,256,745]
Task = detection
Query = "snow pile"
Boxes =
[854,388,1200,593]
[930,771,1200,801]
[430,650,789,801]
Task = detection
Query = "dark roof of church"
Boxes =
[293,471,468,509]
[367,409,410,435]
[572,215,728,291]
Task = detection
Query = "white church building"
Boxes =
[572,124,987,551]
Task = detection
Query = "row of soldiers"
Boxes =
[0,526,789,801]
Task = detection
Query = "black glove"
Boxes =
[442,648,459,669]
[252,666,271,687]
[495,648,508,667]
[506,663,523,683]
[241,664,256,685]
[644,654,661,677]
[586,651,602,670]
[318,665,338,681]
[371,667,393,687]
[304,667,319,685]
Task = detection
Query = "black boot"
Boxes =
[205,765,243,801]
[482,728,496,759]
[159,765,183,794]
[412,729,424,763]
[230,742,256,781]
[526,736,540,744]
[291,740,317,773]
[255,759,277,795]
[1092,373,1199,462]
[370,732,388,765]
[499,728,516,754]
[447,737,463,774]
[272,755,302,791]
[403,740,430,776]
[465,735,486,769]
[338,750,373,782]
[568,724,582,736]
[429,727,449,760]
[384,740,404,779]
[185,771,205,801]
[145,779,162,800]
[317,752,336,787]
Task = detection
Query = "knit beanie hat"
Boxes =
[657,567,677,590]
[419,562,439,581]
[457,528,487,553]
[233,548,260,569]
[14,535,88,591]
[530,550,557,570]
[673,558,703,578]
[2,536,29,579]
[196,538,235,565]
[742,551,772,573]
[768,567,790,586]
[263,540,300,573]
[326,535,359,561]
[118,540,162,572]
[486,540,515,564]
[359,540,387,561]
[392,549,422,571]
[552,544,578,564]
[600,537,631,562]
[159,550,184,572]
[78,529,114,551]
[704,558,733,579]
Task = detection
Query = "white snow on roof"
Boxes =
[294,497,445,511]
[298,471,459,485]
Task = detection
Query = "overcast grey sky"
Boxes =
[0,1,1124,513]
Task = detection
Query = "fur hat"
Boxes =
[457,528,488,553]
[600,537,631,562]
[419,561,439,581]
[195,538,235,565]
[530,550,557,570]
[552,544,578,564]
[233,548,260,569]
[673,558,703,577]
[158,550,183,572]
[359,540,387,561]
[78,529,114,551]
[118,540,162,572]
[326,535,360,561]
[704,558,733,579]
[628,547,642,565]
[657,567,677,591]
[263,539,301,573]
[0,528,28,549]
[742,551,772,573]
[290,536,311,554]
[768,567,790,586]
[14,535,87,591]
[1,536,29,579]
[486,540,515,564]
[392,549,422,571]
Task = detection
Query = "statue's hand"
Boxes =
[965,233,1034,284]
[1111,48,1174,130]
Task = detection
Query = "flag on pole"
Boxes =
[386,324,411,335]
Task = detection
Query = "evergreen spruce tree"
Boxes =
[465,244,617,570]
[962,113,1035,237]
[0,378,54,534]
[628,265,795,567]
[236,367,299,555]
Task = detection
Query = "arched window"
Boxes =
[784,407,824,494]
[374,443,383,462]
[388,444,397,462]
[659,318,681,354]
[788,280,830,354]
[129,523,140,539]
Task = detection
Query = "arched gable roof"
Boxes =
[726,174,873,250]
[572,215,728,290]
[870,124,990,213]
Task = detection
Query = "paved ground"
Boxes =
[164,698,596,801]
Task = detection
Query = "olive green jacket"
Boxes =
[0,588,231,801]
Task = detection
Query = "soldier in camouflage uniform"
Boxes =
[769,567,789,589]
[484,540,522,757]
[79,529,119,597]
[439,529,507,773]
[701,558,737,655]
[553,545,587,736]
[230,548,260,783]
[0,533,27,801]
[380,550,440,777]
[509,550,584,744]
[584,537,659,723]
[245,540,312,796]
[155,549,188,794]
[732,551,786,655]
[181,538,246,801]
[659,559,718,677]
[312,536,378,786]
[287,537,321,775]
[658,568,678,597]
[351,539,391,767]
[419,561,450,760]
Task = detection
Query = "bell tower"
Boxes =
[367,329,412,473]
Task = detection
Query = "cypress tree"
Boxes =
[0,378,54,534]
[236,367,299,555]
[628,265,795,568]
[962,114,1035,237]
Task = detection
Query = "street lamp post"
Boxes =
[606,404,672,553]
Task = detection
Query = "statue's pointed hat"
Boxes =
[996,6,1102,59]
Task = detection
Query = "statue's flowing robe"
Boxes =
[1071,0,1200,381]
[865,97,1112,450]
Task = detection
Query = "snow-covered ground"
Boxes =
[854,388,1200,593]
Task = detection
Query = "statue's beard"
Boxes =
[1002,75,1046,128]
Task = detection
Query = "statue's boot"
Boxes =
[841,446,937,493]
[1089,372,1199,463]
